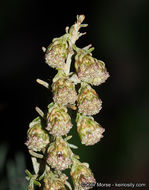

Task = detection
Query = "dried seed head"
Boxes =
[47,137,72,170]
[76,113,105,145]
[75,53,109,86]
[44,171,67,190]
[45,38,68,69]
[25,117,50,152]
[46,103,72,137]
[52,71,78,106]
[77,83,102,115]
[71,159,96,190]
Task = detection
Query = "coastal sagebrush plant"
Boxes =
[25,15,109,190]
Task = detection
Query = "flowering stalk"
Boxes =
[25,15,109,190]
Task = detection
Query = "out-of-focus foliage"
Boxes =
[0,143,28,190]
[0,143,8,190]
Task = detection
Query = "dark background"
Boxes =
[0,0,149,189]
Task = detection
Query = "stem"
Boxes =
[31,157,40,175]
[64,15,87,76]
[64,47,73,75]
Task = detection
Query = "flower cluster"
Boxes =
[76,113,105,146]
[75,52,109,86]
[52,70,78,106]
[25,15,109,190]
[25,117,50,152]
[45,38,68,69]
[46,102,72,137]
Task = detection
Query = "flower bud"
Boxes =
[76,113,105,145]
[77,83,102,115]
[71,159,96,190]
[47,137,72,170]
[45,38,68,69]
[46,103,72,137]
[44,171,67,190]
[52,71,78,106]
[25,117,50,152]
[75,53,109,86]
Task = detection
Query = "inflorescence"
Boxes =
[25,15,109,190]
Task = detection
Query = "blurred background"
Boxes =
[0,0,149,189]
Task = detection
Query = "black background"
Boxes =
[0,0,149,189]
